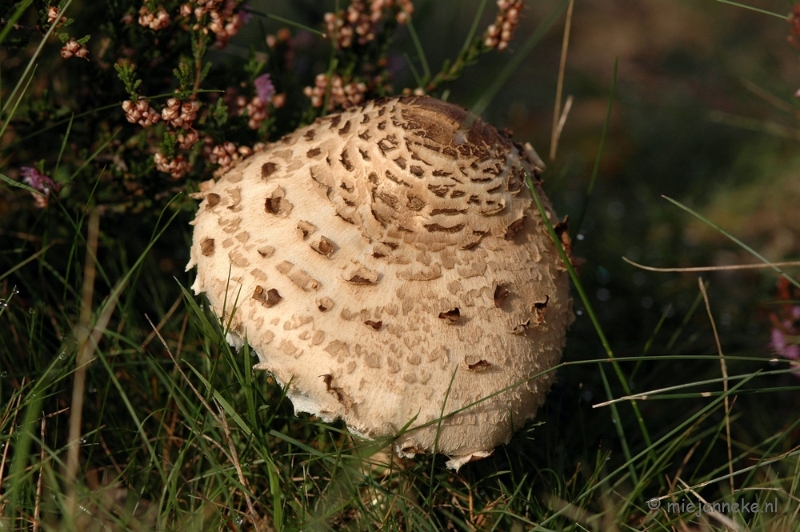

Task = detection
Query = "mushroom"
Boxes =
[187,96,573,469]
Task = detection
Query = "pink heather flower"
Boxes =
[772,327,800,360]
[771,323,800,378]
[237,7,253,25]
[21,167,57,208]
[254,73,275,103]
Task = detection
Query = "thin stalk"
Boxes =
[574,58,617,236]
[470,0,569,116]
[1,0,74,117]
[527,175,655,455]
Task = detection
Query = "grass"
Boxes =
[3,0,800,530]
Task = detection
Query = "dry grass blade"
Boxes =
[0,394,24,496]
[553,95,573,156]
[740,77,799,116]
[144,314,273,531]
[697,278,734,496]
[215,401,265,531]
[140,295,183,349]
[545,493,600,530]
[676,478,747,532]
[549,0,574,160]
[623,256,800,272]
[65,207,100,515]
[144,315,215,422]
[33,414,45,532]
[668,440,702,494]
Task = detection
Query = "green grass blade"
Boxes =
[185,362,253,437]
[0,0,33,46]
[460,0,489,56]
[404,14,431,83]
[0,243,56,283]
[541,372,758,527]
[0,172,45,196]
[0,64,37,141]
[526,175,655,461]
[665,289,705,351]
[242,8,325,36]
[268,463,284,531]
[1,0,74,117]
[574,58,618,236]
[55,113,76,173]
[598,363,640,486]
[662,195,800,290]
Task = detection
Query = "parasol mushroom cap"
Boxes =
[187,96,572,469]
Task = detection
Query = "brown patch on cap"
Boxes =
[467,359,492,371]
[200,238,215,256]
[257,246,275,258]
[505,216,525,240]
[265,186,293,216]
[493,284,509,308]
[297,220,316,239]
[253,286,282,308]
[310,236,336,257]
[532,295,549,325]
[206,193,221,208]
[510,319,531,335]
[261,162,278,179]
[554,216,571,254]
[364,320,383,330]
[345,266,379,285]
[438,308,461,324]
[316,297,334,312]
[321,374,353,412]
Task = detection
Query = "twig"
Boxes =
[697,278,734,496]
[191,32,207,99]
[714,0,787,19]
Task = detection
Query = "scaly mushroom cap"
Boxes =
[187,96,572,469]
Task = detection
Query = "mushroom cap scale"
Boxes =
[187,96,573,468]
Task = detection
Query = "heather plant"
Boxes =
[2,0,519,209]
[2,0,800,530]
